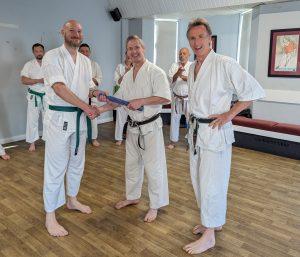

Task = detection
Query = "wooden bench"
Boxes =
[232,116,300,159]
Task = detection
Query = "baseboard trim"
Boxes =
[234,131,300,160]
[1,117,114,145]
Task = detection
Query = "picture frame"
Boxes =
[268,28,300,77]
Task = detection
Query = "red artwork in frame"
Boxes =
[268,28,300,77]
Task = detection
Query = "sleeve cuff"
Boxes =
[48,75,67,87]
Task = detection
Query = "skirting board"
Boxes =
[0,116,114,145]
[234,131,300,160]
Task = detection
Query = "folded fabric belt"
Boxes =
[190,114,216,155]
[48,105,92,155]
[127,113,160,150]
[28,88,45,108]
[173,93,188,114]
[173,92,188,99]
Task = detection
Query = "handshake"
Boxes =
[84,105,100,120]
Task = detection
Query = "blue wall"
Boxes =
[0,0,121,142]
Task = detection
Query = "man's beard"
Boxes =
[65,36,82,48]
[36,55,43,60]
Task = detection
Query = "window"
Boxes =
[154,19,178,73]
[237,10,252,70]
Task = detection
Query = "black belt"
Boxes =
[190,116,216,124]
[127,114,160,150]
[190,114,216,155]
[173,93,188,99]
[173,93,188,114]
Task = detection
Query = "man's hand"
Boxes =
[172,67,185,83]
[127,99,144,111]
[208,112,234,129]
[97,90,109,102]
[84,105,99,120]
[37,78,44,84]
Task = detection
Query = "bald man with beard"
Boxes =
[166,48,192,149]
[42,20,100,237]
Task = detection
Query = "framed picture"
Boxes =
[211,35,217,52]
[268,28,300,77]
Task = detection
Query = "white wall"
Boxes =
[0,0,121,143]
[249,1,300,124]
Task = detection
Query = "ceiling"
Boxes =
[108,0,292,19]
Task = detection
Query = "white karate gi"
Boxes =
[168,61,192,142]
[114,60,171,209]
[114,63,129,141]
[20,59,45,143]
[188,51,265,227]
[90,60,103,140]
[0,144,5,156]
[42,44,94,212]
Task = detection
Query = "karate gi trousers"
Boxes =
[115,107,128,141]
[189,144,232,228]
[43,123,87,212]
[125,124,169,209]
[26,92,45,143]
[170,97,189,142]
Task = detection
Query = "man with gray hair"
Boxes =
[183,18,265,254]
[42,20,100,237]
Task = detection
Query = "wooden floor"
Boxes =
[0,122,299,257]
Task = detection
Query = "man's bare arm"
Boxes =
[52,82,98,118]
[127,96,170,111]
[21,76,43,86]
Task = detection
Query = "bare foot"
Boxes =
[167,144,175,149]
[0,153,10,160]
[29,143,35,152]
[115,140,122,146]
[45,212,68,237]
[114,199,139,209]
[183,229,215,254]
[66,197,92,214]
[92,139,100,147]
[144,208,157,223]
[192,224,222,235]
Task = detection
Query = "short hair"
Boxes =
[32,43,44,52]
[126,35,145,49]
[186,18,212,38]
[79,43,90,50]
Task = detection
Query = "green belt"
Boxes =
[113,84,120,94]
[28,88,45,108]
[48,105,92,155]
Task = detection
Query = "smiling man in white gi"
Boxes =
[97,35,171,222]
[167,47,192,149]
[21,43,45,152]
[183,18,265,254]
[42,20,99,237]
[79,43,103,147]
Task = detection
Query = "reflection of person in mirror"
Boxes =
[275,35,298,72]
